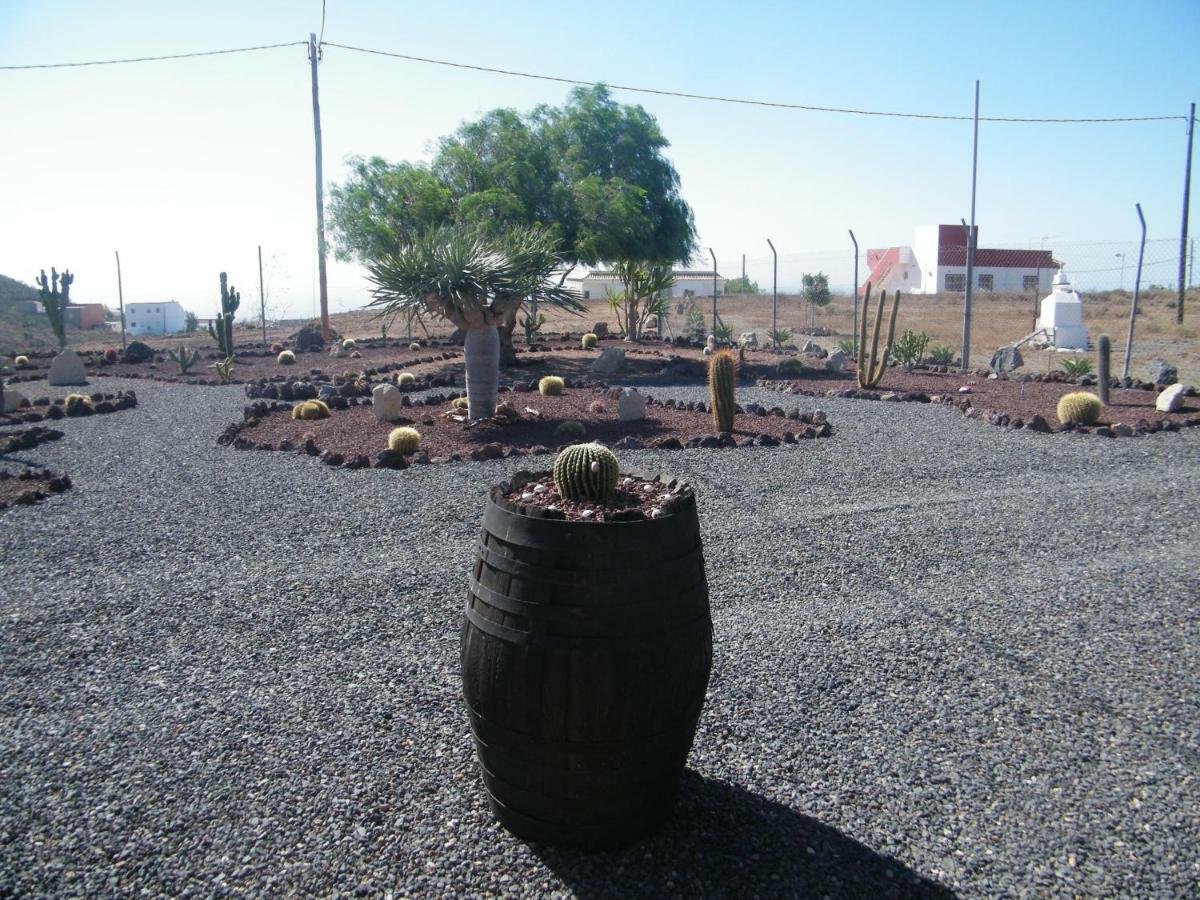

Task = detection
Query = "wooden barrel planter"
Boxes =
[461,472,713,850]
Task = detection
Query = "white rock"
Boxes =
[48,349,87,386]
[621,477,634,488]
[642,483,655,492]
[580,509,594,519]
[616,388,647,422]
[533,484,547,494]
[958,385,972,394]
[650,507,664,519]
[706,335,717,353]
[1155,382,1185,413]
[590,347,627,375]
[520,492,535,502]
[371,383,406,422]
[739,331,758,349]
[825,349,847,373]
[0,388,27,413]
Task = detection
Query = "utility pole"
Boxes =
[308,33,330,340]
[114,250,127,350]
[1177,102,1194,324]
[767,239,777,347]
[848,229,859,355]
[962,79,980,372]
[741,254,746,284]
[258,245,267,346]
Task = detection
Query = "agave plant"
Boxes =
[367,225,583,419]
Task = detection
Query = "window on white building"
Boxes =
[945,273,966,292]
[1023,275,1039,291]
[978,274,994,291]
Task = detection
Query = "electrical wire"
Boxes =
[319,0,328,46]
[0,41,308,70]
[320,41,1187,124]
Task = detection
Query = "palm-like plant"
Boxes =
[608,261,675,340]
[367,225,583,419]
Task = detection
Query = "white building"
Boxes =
[573,269,726,300]
[125,300,188,335]
[865,225,1057,295]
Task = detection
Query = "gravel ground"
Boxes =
[1,377,1197,898]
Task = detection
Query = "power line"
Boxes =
[320,41,1186,125]
[0,41,308,70]
[319,0,328,46]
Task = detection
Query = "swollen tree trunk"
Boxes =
[464,326,500,419]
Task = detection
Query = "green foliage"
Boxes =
[553,442,619,501]
[387,426,421,453]
[14,355,28,367]
[292,399,331,421]
[581,332,598,349]
[1056,391,1102,425]
[684,306,705,337]
[451,396,469,410]
[606,261,674,339]
[207,273,241,357]
[397,371,417,386]
[277,350,296,365]
[35,267,73,348]
[768,327,792,347]
[1061,356,1093,377]
[552,420,587,444]
[929,344,955,366]
[801,272,832,308]
[63,392,92,416]
[708,350,737,432]
[837,337,856,356]
[167,346,200,374]
[210,357,235,383]
[713,322,733,343]
[724,276,760,295]
[856,283,901,390]
[329,157,454,262]
[539,375,566,396]
[775,357,805,378]
[184,311,198,333]
[521,311,546,342]
[890,330,930,369]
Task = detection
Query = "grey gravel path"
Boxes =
[1,378,1197,897]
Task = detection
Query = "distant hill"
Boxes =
[0,273,39,305]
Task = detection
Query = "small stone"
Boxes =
[649,507,664,519]
[520,492,535,501]
[958,385,972,394]
[580,509,594,519]
[533,484,548,494]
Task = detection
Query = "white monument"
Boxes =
[1036,269,1089,351]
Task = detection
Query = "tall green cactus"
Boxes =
[36,267,73,349]
[552,443,619,502]
[856,282,900,390]
[168,346,200,374]
[708,349,737,433]
[1097,334,1111,406]
[207,272,240,357]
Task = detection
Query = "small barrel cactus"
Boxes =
[342,338,356,350]
[708,350,737,432]
[553,442,620,502]
[14,355,29,367]
[451,397,469,410]
[554,420,586,443]
[64,393,93,416]
[388,426,421,454]
[1056,391,1102,426]
[291,399,331,420]
[539,376,566,396]
[397,372,416,386]
[581,332,598,349]
[409,342,421,351]
[277,350,296,365]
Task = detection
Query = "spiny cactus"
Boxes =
[708,350,737,433]
[207,272,241,357]
[522,311,546,343]
[539,376,566,396]
[388,426,421,454]
[342,338,356,350]
[554,420,586,443]
[856,282,901,390]
[36,267,73,348]
[167,346,200,374]
[553,442,619,502]
[210,357,235,383]
[451,397,469,410]
[277,350,296,365]
[1097,334,1111,406]
[397,371,416,386]
[1056,391,1102,426]
[14,355,29,368]
[291,399,331,420]
[409,342,421,351]
[581,332,598,349]
[63,393,92,416]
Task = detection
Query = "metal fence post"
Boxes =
[962,79,980,371]
[1123,203,1147,381]
[709,247,718,336]
[848,230,858,355]
[767,238,778,347]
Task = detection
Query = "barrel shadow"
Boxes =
[531,771,956,899]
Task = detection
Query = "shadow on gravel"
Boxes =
[532,772,956,898]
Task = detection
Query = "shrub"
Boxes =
[291,399,331,420]
[397,372,416,386]
[1061,357,1093,377]
[713,323,733,343]
[342,338,356,350]
[775,357,805,378]
[277,350,296,365]
[768,327,792,346]
[581,332,599,349]
[1056,391,1102,425]
[451,397,469,410]
[553,443,619,501]
[409,342,421,351]
[929,344,955,366]
[14,355,29,368]
[102,348,119,364]
[387,426,421,454]
[64,393,93,416]
[123,341,154,364]
[890,330,930,369]
[837,338,855,356]
[554,420,586,443]
[539,376,565,396]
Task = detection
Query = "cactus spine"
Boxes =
[292,399,331,420]
[207,272,240,357]
[387,426,421,454]
[856,282,901,390]
[1056,391,1102,426]
[708,350,737,433]
[1097,334,1111,406]
[552,442,619,502]
[539,376,565,396]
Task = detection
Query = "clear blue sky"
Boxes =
[1,0,1196,315]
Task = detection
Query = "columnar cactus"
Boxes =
[708,350,737,433]
[388,426,421,454]
[167,346,200,374]
[36,267,73,349]
[1056,391,1102,426]
[291,399,331,420]
[552,442,619,501]
[207,272,240,357]
[539,376,565,396]
[1097,334,1111,406]
[856,282,901,390]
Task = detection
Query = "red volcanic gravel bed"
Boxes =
[760,369,1200,437]
[223,387,832,468]
[500,472,684,523]
[0,469,72,511]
